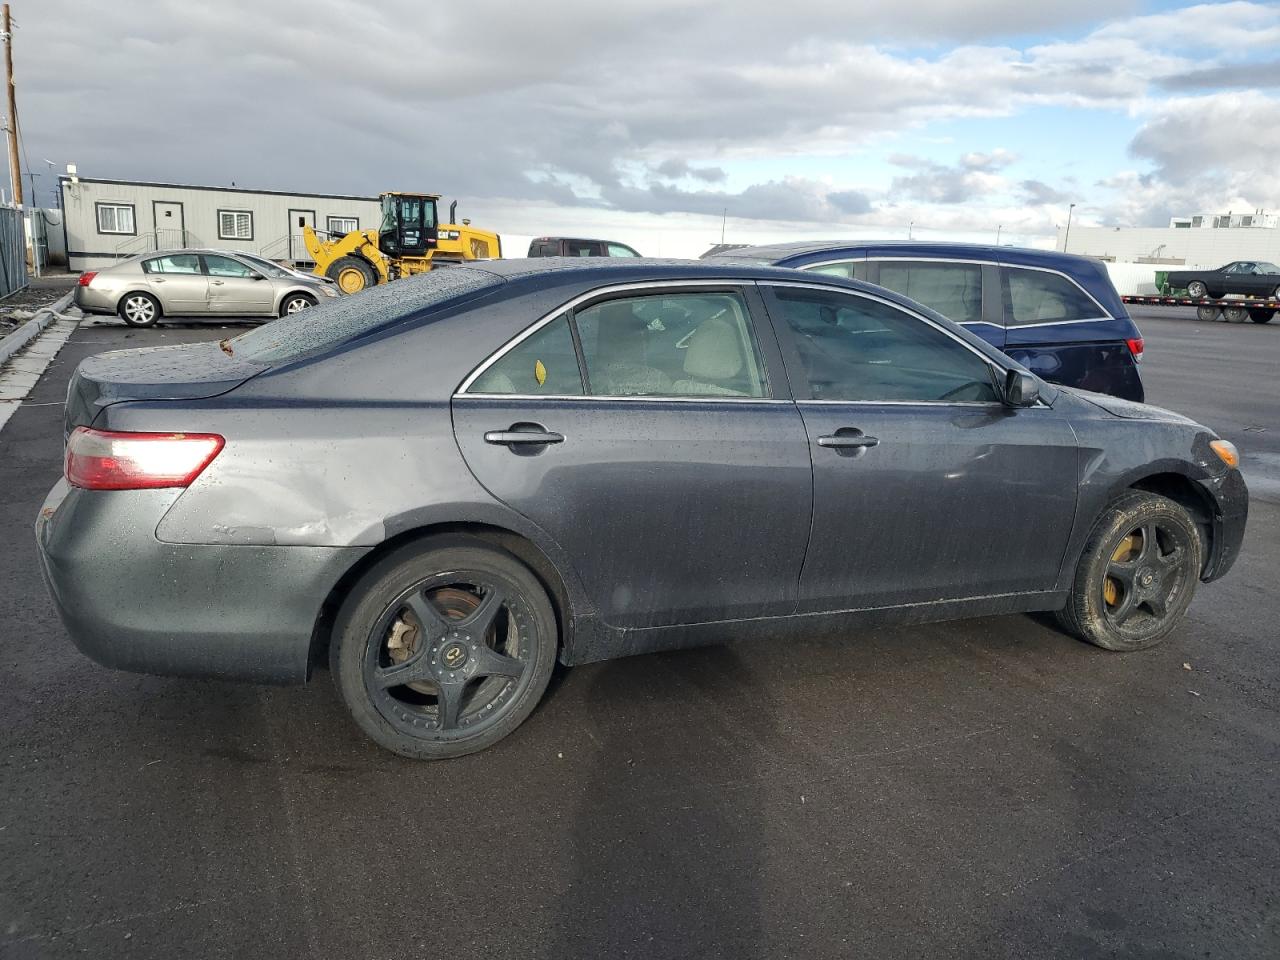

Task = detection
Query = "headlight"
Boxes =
[1210,439,1240,469]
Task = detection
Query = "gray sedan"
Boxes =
[37,259,1248,760]
[73,248,338,327]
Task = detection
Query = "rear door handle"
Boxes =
[817,433,879,448]
[210,280,225,285]
[484,429,564,446]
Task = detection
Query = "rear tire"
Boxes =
[1055,492,1202,652]
[1249,309,1274,324]
[325,256,377,294]
[1196,306,1220,322]
[118,291,161,328]
[1186,280,1208,298]
[1222,306,1250,323]
[331,538,558,759]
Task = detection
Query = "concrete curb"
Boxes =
[0,291,77,366]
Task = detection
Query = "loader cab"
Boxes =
[378,192,439,258]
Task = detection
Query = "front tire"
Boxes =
[118,291,161,327]
[1196,306,1220,322]
[325,256,377,294]
[279,293,316,317]
[1186,280,1208,299]
[1056,492,1202,651]
[331,538,558,759]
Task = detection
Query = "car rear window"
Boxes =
[225,267,503,364]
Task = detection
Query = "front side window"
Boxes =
[769,286,999,403]
[327,216,358,235]
[469,315,583,396]
[142,254,201,275]
[203,254,256,278]
[802,261,855,279]
[575,292,767,398]
[96,203,135,234]
[606,243,639,257]
[217,210,253,241]
[1001,267,1103,325]
[875,261,983,325]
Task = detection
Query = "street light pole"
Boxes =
[908,220,914,240]
[996,224,1002,245]
[1063,203,1076,252]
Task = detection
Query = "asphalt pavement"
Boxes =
[1,309,1276,959]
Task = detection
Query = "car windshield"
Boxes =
[233,252,298,280]
[1256,262,1279,274]
[224,267,503,364]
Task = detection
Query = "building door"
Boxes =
[288,209,315,265]
[152,201,186,249]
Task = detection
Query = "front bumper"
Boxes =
[35,480,368,684]
[1196,468,1248,582]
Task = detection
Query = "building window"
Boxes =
[1240,216,1253,227]
[218,210,254,241]
[95,202,135,235]
[327,216,358,235]
[1191,216,1203,228]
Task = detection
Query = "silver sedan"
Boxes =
[73,248,338,327]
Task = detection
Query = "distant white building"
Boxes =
[1168,211,1280,229]
[57,173,382,273]
[1058,222,1280,268]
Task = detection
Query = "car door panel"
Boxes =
[794,402,1077,609]
[760,281,1079,612]
[452,396,813,628]
[202,255,275,315]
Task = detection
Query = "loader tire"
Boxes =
[327,257,377,295]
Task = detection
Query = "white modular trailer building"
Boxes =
[1055,224,1280,268]
[57,176,382,272]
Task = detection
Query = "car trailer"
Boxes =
[1122,295,1277,324]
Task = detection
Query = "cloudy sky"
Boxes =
[18,0,1280,255]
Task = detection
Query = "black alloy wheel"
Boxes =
[332,540,557,759]
[1056,491,1201,651]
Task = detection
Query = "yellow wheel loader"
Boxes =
[302,192,501,294]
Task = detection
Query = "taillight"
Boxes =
[77,271,98,287]
[65,427,224,490]
[1126,337,1144,362]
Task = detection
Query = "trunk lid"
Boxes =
[65,341,266,436]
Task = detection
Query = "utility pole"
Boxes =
[2,4,19,206]
[908,220,914,240]
[996,224,1002,245]
[1063,202,1076,252]
[720,207,726,245]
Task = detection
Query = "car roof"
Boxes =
[708,239,1103,271]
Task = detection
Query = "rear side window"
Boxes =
[875,261,982,325]
[1002,267,1103,325]
[143,254,202,275]
[469,315,583,396]
[226,267,501,364]
[575,292,768,398]
[566,241,599,257]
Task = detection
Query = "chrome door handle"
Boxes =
[484,430,564,446]
[210,280,225,285]
[817,433,879,448]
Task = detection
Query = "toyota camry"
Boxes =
[37,259,1248,759]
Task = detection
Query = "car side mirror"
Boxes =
[1003,369,1040,408]
[250,273,266,280]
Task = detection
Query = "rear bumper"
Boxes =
[72,285,117,316]
[1197,469,1248,582]
[35,480,367,684]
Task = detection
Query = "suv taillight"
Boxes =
[65,427,224,490]
[1126,337,1144,362]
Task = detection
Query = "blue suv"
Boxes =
[708,242,1145,401]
